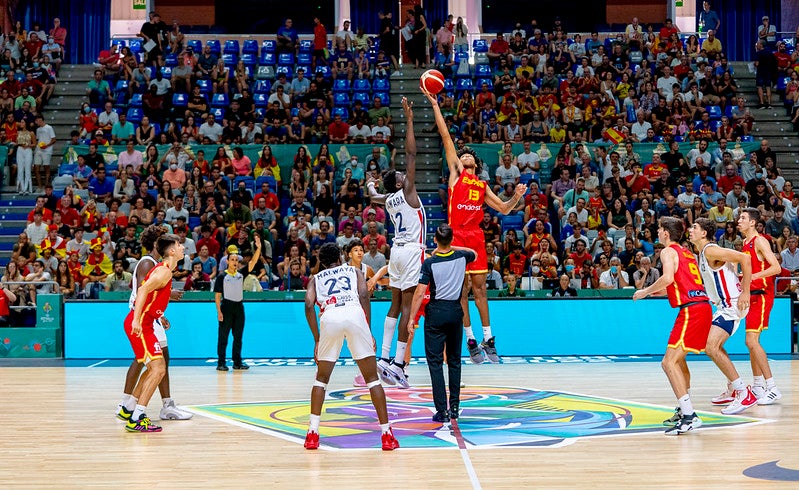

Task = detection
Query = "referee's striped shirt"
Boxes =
[418,250,476,302]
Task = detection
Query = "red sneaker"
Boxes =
[304,431,320,449]
[721,386,758,415]
[381,428,400,451]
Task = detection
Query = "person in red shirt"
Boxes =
[659,18,680,41]
[568,239,593,271]
[716,162,746,194]
[487,32,509,66]
[502,242,528,277]
[625,161,650,195]
[253,181,280,211]
[27,196,53,223]
[56,194,81,229]
[312,16,328,71]
[49,18,68,47]
[644,153,668,184]
[196,226,221,258]
[633,217,712,435]
[328,113,349,143]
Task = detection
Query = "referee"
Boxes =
[214,235,262,371]
[408,224,476,423]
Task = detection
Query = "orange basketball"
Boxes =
[420,69,446,95]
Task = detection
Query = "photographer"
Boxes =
[184,261,211,291]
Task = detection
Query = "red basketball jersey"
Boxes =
[448,171,486,230]
[742,235,774,293]
[665,244,709,308]
[139,262,173,320]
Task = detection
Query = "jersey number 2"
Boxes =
[394,212,407,233]
[325,276,352,295]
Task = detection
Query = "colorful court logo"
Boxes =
[188,386,763,450]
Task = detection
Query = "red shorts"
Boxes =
[124,311,164,363]
[452,227,487,274]
[667,302,713,354]
[745,292,774,332]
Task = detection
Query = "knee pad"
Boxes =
[313,380,327,390]
[366,380,381,389]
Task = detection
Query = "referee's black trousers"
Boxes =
[218,300,245,366]
[424,301,464,413]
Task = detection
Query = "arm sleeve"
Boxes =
[213,273,224,293]
[463,250,477,263]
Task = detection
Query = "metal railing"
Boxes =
[0,280,59,310]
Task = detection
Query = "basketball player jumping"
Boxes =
[738,208,783,404]
[365,96,425,386]
[117,225,192,422]
[303,243,399,450]
[423,88,526,363]
[689,218,758,415]
[122,234,185,432]
[633,217,712,435]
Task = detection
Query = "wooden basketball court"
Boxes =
[1,358,796,488]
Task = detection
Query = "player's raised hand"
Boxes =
[421,87,438,106]
[402,97,413,120]
[515,183,528,197]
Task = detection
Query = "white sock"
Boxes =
[393,342,407,365]
[163,397,173,407]
[132,404,146,421]
[380,423,391,434]
[381,317,398,359]
[482,325,493,339]
[120,394,131,407]
[678,394,694,416]
[765,377,776,389]
[309,414,321,432]
[753,375,765,387]
[731,378,745,391]
[464,326,475,340]
[124,396,138,411]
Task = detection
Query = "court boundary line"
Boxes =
[87,359,109,368]
[451,419,482,490]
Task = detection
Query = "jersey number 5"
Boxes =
[325,276,352,295]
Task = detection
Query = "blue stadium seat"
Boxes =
[187,39,202,53]
[455,52,469,65]
[256,65,275,80]
[476,78,493,90]
[332,78,351,93]
[253,93,269,107]
[353,78,370,92]
[129,39,142,53]
[159,67,172,79]
[210,107,225,120]
[206,39,221,54]
[275,65,292,79]
[332,106,349,120]
[297,53,312,66]
[314,65,331,79]
[472,39,488,53]
[242,39,259,55]
[222,53,237,67]
[196,78,212,93]
[262,40,276,53]
[740,135,754,142]
[253,108,265,121]
[59,163,77,176]
[673,135,684,142]
[111,39,126,49]
[211,93,229,108]
[278,53,295,67]
[114,92,128,106]
[164,54,178,67]
[253,80,271,94]
[367,49,377,63]
[333,92,350,107]
[443,79,454,92]
[224,40,240,55]
[234,175,255,193]
[115,80,129,92]
[129,93,143,108]
[299,39,313,54]
[373,92,390,106]
[296,65,312,77]
[499,214,523,232]
[710,120,722,132]
[475,64,492,78]
[455,78,474,93]
[353,92,371,106]
[372,78,390,92]
[259,52,276,66]
[707,105,722,120]
[172,93,188,108]
[777,76,789,92]
[126,107,143,124]
[240,53,256,68]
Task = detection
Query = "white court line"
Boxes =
[451,420,482,490]
[87,359,108,368]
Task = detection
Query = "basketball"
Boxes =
[420,69,445,95]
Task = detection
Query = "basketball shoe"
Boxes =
[377,358,394,385]
[481,337,499,363]
[116,405,133,421]
[751,385,767,400]
[467,339,485,364]
[387,361,410,388]
[304,431,320,449]
[664,413,702,435]
[662,407,682,426]
[381,428,400,450]
[721,387,758,415]
[757,386,783,405]
[353,373,367,387]
[159,400,194,420]
[432,410,450,423]
[711,384,735,405]
[449,404,460,420]
[125,414,162,433]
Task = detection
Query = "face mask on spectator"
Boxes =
[531,266,541,274]
[84,107,91,113]
[610,266,618,274]
[170,164,178,171]
[33,62,39,68]
[565,264,575,273]
[755,172,763,179]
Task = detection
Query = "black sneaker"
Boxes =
[467,339,485,364]
[662,407,681,426]
[233,363,250,370]
[216,365,229,371]
[449,404,460,420]
[432,410,450,423]
[664,413,702,435]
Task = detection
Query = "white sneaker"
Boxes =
[711,385,735,405]
[751,385,767,400]
[377,358,394,386]
[757,386,783,405]
[721,387,758,415]
[387,361,410,389]
[159,400,193,420]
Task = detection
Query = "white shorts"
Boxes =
[388,244,424,291]
[34,149,53,167]
[316,309,374,362]
[711,303,747,336]
[153,318,168,347]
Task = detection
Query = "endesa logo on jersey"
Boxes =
[457,203,483,211]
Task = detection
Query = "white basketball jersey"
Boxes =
[698,243,742,308]
[385,188,426,247]
[128,255,158,310]
[314,264,362,315]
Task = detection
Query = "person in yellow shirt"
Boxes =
[701,30,723,59]
[707,196,733,228]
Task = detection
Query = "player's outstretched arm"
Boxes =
[633,247,676,300]
[402,96,422,208]
[304,276,320,343]
[355,268,371,326]
[484,183,527,215]
[247,234,262,271]
[421,89,461,187]
[407,283,428,334]
[365,177,388,205]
